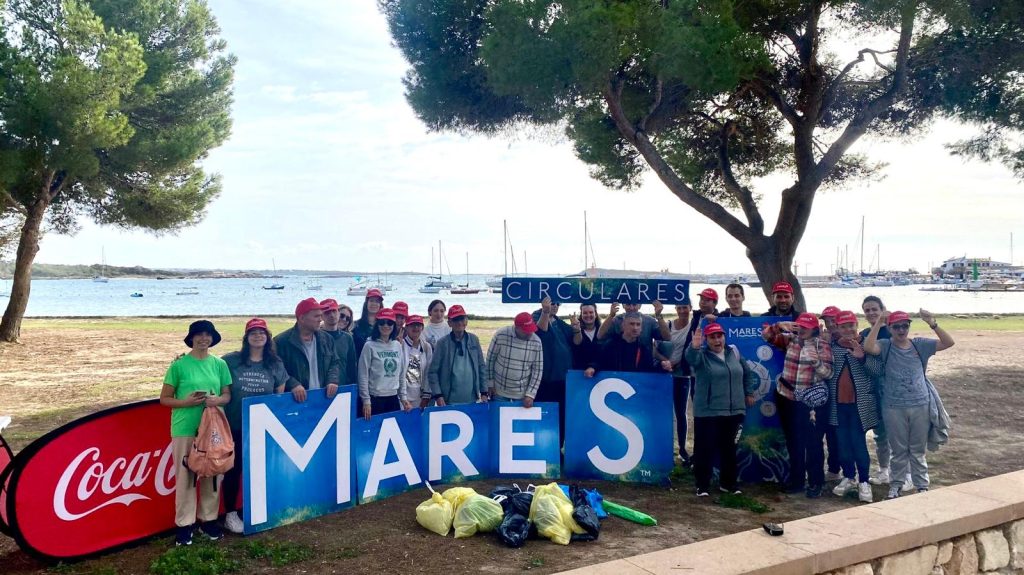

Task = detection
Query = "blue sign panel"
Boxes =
[564,370,674,484]
[502,277,689,305]
[353,409,424,504]
[242,387,357,535]
[422,402,491,485]
[488,402,561,479]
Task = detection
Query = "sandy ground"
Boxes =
[1,325,1022,574]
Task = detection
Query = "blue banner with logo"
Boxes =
[242,386,357,535]
[354,409,425,504]
[422,402,491,484]
[502,277,689,305]
[564,370,674,485]
[488,402,561,479]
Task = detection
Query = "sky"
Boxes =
[29,1,1024,276]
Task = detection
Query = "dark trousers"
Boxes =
[837,404,871,483]
[826,425,840,474]
[776,394,825,488]
[673,376,692,460]
[222,428,245,516]
[693,414,744,492]
[535,379,566,444]
[370,394,402,416]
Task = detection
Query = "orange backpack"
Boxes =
[185,406,235,479]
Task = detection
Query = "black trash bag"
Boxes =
[489,485,519,511]
[507,491,534,517]
[496,513,531,548]
[568,484,589,508]
[570,505,601,542]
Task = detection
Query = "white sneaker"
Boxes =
[832,478,855,497]
[904,474,913,491]
[885,486,901,500]
[858,482,873,503]
[825,471,842,482]
[868,467,890,485]
[224,511,243,534]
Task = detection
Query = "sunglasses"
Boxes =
[891,323,911,330]
[378,320,396,327]
[339,315,352,322]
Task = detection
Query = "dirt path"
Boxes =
[1,326,1022,574]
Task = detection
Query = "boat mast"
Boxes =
[584,211,588,273]
[503,220,508,276]
[860,215,865,275]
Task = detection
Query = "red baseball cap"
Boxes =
[772,281,794,294]
[366,288,384,300]
[700,288,719,302]
[448,304,467,319]
[821,306,841,318]
[245,317,269,333]
[887,311,912,325]
[320,298,339,312]
[794,312,820,330]
[406,314,424,326]
[376,308,397,322]
[835,311,858,325]
[392,301,409,317]
[703,323,725,336]
[514,312,538,334]
[295,297,321,318]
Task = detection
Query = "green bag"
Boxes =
[603,500,657,526]
[453,494,503,538]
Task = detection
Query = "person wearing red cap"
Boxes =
[427,304,487,405]
[821,306,841,341]
[818,305,844,481]
[400,315,433,409]
[718,283,751,318]
[864,309,954,499]
[762,312,833,497]
[320,298,357,387]
[221,318,291,533]
[685,322,759,497]
[357,308,410,418]
[486,312,544,407]
[352,288,385,357]
[585,311,671,375]
[274,298,341,404]
[392,301,410,336]
[761,281,801,320]
[825,311,878,503]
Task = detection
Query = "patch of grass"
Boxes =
[46,563,77,574]
[243,539,314,567]
[717,492,772,514]
[87,567,118,575]
[523,557,545,570]
[149,542,240,575]
[328,546,361,560]
[670,464,694,481]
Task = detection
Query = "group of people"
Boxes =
[159,281,954,546]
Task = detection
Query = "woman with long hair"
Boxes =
[358,308,411,419]
[338,304,355,333]
[220,318,290,533]
[352,288,385,356]
[569,303,601,370]
[423,299,451,347]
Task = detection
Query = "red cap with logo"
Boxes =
[700,288,719,302]
[771,281,794,294]
[448,304,467,319]
[295,297,321,318]
[245,317,269,333]
[835,311,858,325]
[703,322,725,336]
[392,301,409,317]
[514,312,538,334]
[376,308,397,322]
[365,288,384,300]
[320,298,339,312]
[887,310,911,325]
[794,312,820,330]
[821,306,841,318]
[406,314,424,326]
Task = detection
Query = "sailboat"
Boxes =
[420,240,453,292]
[565,211,600,278]
[92,248,109,283]
[486,220,521,289]
[263,258,284,289]
[450,252,482,295]
[419,246,443,294]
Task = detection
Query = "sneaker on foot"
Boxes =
[696,489,709,498]
[782,482,804,494]
[917,487,929,494]
[868,467,890,485]
[175,526,193,547]
[824,471,842,482]
[719,486,742,495]
[806,484,823,499]
[885,486,902,500]
[832,477,855,497]
[224,511,243,534]
[199,521,223,541]
[858,482,873,503]
[904,474,913,491]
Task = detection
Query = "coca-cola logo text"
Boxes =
[53,443,175,521]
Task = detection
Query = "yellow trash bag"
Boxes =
[416,491,454,536]
[441,486,478,512]
[528,483,584,545]
[453,494,504,538]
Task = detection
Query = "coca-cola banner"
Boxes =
[0,429,13,535]
[3,401,175,561]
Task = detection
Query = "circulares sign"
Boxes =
[501,277,690,305]
[3,400,176,561]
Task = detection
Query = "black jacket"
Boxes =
[323,328,357,386]
[274,325,341,390]
[761,307,801,319]
[589,336,659,373]
[532,310,573,383]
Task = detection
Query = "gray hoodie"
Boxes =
[357,339,407,405]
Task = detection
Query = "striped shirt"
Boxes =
[486,326,544,399]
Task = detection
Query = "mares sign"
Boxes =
[2,401,176,561]
[501,277,690,305]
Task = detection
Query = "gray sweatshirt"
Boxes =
[357,339,407,405]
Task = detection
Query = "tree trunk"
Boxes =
[747,237,806,313]
[0,197,47,343]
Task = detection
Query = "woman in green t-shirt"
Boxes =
[160,320,232,547]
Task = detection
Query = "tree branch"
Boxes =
[603,79,755,246]
[749,77,801,127]
[717,121,765,235]
[1,189,28,216]
[639,77,663,133]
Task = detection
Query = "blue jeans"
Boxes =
[836,404,870,483]
[777,394,825,488]
[490,395,519,403]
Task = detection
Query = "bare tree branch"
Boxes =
[1,189,28,216]
[717,121,765,235]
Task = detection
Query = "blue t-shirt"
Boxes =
[877,338,937,408]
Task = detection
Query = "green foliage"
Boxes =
[243,539,314,567]
[149,542,239,575]
[717,492,772,514]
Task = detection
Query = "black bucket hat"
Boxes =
[184,319,222,348]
